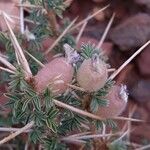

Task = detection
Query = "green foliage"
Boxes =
[46,0,66,18]
[90,80,115,112]
[108,141,127,150]
[104,119,117,129]
[94,120,104,130]
[25,0,65,18]
[29,127,44,143]
[90,97,108,113]
[80,42,108,62]
[80,43,99,59]
[0,114,13,126]
[43,137,67,150]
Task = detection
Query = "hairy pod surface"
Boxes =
[95,85,128,118]
[34,57,74,96]
[77,58,108,92]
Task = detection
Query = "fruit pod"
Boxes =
[77,54,108,92]
[34,57,74,96]
[95,85,128,118]
[0,0,19,31]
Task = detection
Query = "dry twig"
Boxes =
[0,121,34,145]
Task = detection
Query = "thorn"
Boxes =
[70,4,109,32]
[2,12,32,78]
[109,40,150,80]
[0,55,16,71]
[25,50,45,67]
[97,13,115,49]
[76,20,88,44]
[0,66,15,74]
[45,17,78,55]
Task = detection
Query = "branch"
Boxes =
[53,99,143,122]
[0,121,34,145]
[0,127,31,133]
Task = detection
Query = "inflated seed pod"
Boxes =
[77,54,108,92]
[95,85,128,118]
[34,57,74,96]
[34,44,79,96]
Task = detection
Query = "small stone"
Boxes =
[109,13,150,50]
[137,46,150,77]
[134,0,150,8]
[132,106,148,121]
[130,80,150,103]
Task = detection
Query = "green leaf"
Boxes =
[94,120,104,130]
[44,88,54,110]
[32,96,41,111]
[47,108,59,120]
[22,99,31,112]
[90,97,108,113]
[31,110,46,127]
[29,128,43,144]
[104,119,117,129]
[80,43,99,59]
[108,141,127,150]
[46,119,57,133]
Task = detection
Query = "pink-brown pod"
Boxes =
[77,58,108,92]
[95,85,128,118]
[0,0,19,31]
[34,57,74,96]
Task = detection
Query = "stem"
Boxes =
[47,10,58,35]
[53,99,143,122]
[0,127,31,133]
[0,121,34,145]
